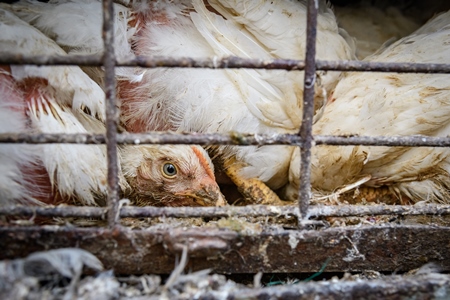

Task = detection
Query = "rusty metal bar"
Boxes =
[2,132,450,147]
[315,135,450,147]
[3,132,450,147]
[308,204,450,218]
[232,274,450,300]
[3,52,450,73]
[0,206,106,218]
[0,53,103,66]
[316,59,450,73]
[1,204,450,219]
[102,0,120,228]
[298,0,318,220]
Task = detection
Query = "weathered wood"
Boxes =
[1,224,449,274]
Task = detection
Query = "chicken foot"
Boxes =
[221,156,292,206]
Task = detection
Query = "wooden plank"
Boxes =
[1,224,450,274]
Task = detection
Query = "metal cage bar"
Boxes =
[2,1,450,287]
[102,0,120,228]
[298,0,319,219]
[3,132,450,147]
[2,53,450,73]
[1,203,450,219]
[0,1,448,224]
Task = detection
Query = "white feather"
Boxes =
[2,0,356,200]
[6,0,141,82]
[27,93,110,205]
[0,8,106,122]
[0,72,41,205]
[122,0,354,193]
[310,10,450,202]
[0,9,121,205]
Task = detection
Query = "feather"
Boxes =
[116,0,355,199]
[0,8,114,205]
[0,6,225,207]
[0,70,42,205]
[309,10,450,203]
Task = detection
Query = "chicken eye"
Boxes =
[162,163,177,178]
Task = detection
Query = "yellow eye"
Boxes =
[162,163,177,178]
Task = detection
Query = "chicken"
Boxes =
[308,10,450,204]
[123,0,356,204]
[333,1,421,59]
[0,7,225,207]
[9,0,354,204]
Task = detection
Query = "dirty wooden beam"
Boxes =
[1,225,449,274]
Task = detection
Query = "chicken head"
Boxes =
[121,145,226,207]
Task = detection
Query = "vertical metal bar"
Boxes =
[298,0,318,220]
[102,0,120,227]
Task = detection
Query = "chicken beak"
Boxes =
[196,183,227,207]
[176,176,227,207]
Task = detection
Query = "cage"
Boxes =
[1,0,450,298]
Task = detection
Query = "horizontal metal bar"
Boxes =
[233,274,450,300]
[316,60,450,73]
[1,204,449,219]
[0,206,107,218]
[0,53,103,66]
[2,53,450,73]
[315,135,450,147]
[0,132,302,146]
[2,132,450,147]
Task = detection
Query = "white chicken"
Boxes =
[0,7,225,207]
[309,10,450,203]
[9,0,355,204]
[123,0,355,204]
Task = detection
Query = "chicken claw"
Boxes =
[222,157,292,206]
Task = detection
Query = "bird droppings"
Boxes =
[215,217,263,234]
[288,232,299,250]
[258,237,272,269]
[342,236,366,262]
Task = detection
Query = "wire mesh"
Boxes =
[3,4,450,296]
[0,0,449,225]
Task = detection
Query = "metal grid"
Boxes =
[2,0,450,277]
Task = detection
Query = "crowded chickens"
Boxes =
[0,7,225,208]
[1,0,450,208]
